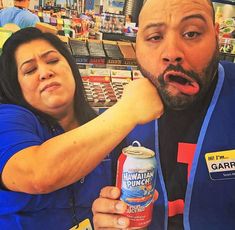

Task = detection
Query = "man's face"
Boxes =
[136,0,220,110]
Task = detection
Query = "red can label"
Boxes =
[116,141,157,229]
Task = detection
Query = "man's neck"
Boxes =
[14,1,28,9]
[14,5,25,9]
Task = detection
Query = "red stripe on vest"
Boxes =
[177,142,196,180]
[168,199,184,217]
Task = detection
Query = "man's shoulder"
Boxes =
[0,6,18,14]
[220,61,235,81]
[20,9,38,18]
[24,10,39,19]
[0,7,23,21]
[17,10,40,27]
[220,60,235,71]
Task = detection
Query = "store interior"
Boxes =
[0,0,235,108]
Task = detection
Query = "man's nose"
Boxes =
[161,36,184,65]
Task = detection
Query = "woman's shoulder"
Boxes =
[0,104,37,119]
[0,104,47,135]
[0,103,32,112]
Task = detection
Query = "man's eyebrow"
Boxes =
[181,14,207,23]
[142,22,166,31]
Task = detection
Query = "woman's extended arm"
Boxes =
[2,78,164,194]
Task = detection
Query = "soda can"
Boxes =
[116,141,157,229]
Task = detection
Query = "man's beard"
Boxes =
[137,45,220,110]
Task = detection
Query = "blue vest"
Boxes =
[126,62,235,230]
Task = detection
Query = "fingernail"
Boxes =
[111,187,119,197]
[117,217,127,226]
[115,202,124,211]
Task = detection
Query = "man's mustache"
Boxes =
[159,64,201,85]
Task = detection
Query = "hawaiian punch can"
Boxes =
[116,141,157,229]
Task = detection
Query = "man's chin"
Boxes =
[159,89,198,110]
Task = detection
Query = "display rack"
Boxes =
[77,62,138,71]
[213,0,235,6]
[102,32,136,42]
[77,63,141,109]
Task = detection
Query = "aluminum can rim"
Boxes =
[122,141,155,159]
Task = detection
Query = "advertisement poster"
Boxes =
[85,0,95,10]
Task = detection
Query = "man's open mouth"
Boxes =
[164,71,200,96]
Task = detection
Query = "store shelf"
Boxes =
[76,62,138,71]
[212,0,235,5]
[102,32,136,42]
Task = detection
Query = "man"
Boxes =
[0,0,40,28]
[92,0,235,229]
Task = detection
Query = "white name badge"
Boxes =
[205,150,235,180]
[69,218,93,230]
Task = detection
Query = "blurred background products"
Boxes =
[0,0,235,108]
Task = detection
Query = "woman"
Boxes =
[0,27,163,229]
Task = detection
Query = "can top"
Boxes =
[122,141,155,159]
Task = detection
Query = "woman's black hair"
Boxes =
[0,27,97,126]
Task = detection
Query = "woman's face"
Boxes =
[15,39,76,118]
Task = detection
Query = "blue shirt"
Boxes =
[0,7,40,28]
[0,104,118,229]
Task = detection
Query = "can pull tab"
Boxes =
[132,141,141,147]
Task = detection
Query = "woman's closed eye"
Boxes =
[23,66,37,76]
[47,58,59,64]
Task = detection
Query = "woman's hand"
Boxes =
[120,78,164,125]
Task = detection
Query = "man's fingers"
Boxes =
[92,186,130,230]
[99,186,121,199]
[92,197,127,214]
[93,213,130,229]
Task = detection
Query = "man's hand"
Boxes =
[92,186,130,229]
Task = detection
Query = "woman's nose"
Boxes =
[39,67,54,81]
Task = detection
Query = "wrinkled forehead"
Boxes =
[15,39,57,64]
[139,0,213,26]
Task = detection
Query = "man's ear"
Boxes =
[215,22,220,36]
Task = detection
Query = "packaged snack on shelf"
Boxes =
[118,41,137,65]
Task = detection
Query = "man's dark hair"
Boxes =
[0,27,97,126]
[142,0,215,24]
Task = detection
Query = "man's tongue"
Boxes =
[165,73,200,96]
